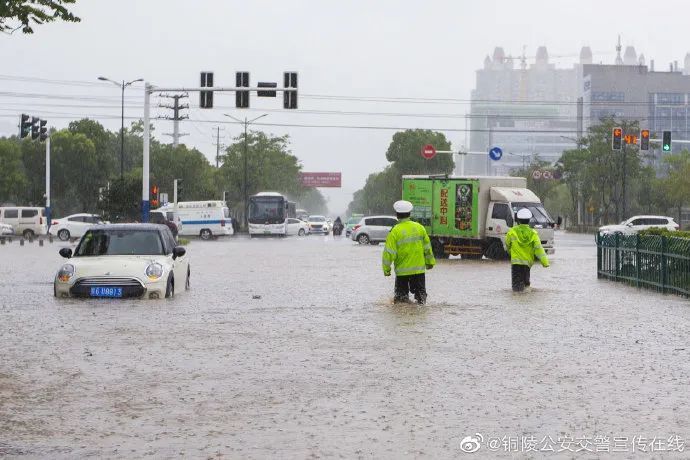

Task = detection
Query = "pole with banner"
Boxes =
[45,136,51,230]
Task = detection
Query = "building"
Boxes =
[462,46,584,175]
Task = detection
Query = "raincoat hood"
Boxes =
[514,224,534,244]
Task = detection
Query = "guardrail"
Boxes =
[597,233,690,297]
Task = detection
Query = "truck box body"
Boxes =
[402,175,554,258]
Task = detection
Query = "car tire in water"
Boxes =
[199,229,212,240]
[298,228,306,236]
[165,274,174,298]
[57,229,70,241]
[357,234,370,245]
[22,229,35,239]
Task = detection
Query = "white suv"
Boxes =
[598,215,679,235]
[350,215,398,245]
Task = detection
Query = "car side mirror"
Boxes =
[626,222,633,227]
[59,248,72,259]
[172,246,186,260]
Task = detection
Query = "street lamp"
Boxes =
[224,113,268,231]
[98,76,144,180]
[507,151,532,171]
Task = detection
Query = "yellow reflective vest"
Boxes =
[382,218,436,276]
[505,224,549,267]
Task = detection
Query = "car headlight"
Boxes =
[145,263,164,281]
[57,264,75,282]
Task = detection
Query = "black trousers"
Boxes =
[511,264,531,292]
[395,273,427,304]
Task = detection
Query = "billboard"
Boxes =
[300,172,342,188]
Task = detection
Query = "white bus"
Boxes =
[159,200,233,240]
[248,192,291,237]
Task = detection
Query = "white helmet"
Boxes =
[393,200,413,213]
[516,208,533,220]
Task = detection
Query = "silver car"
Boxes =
[350,215,398,245]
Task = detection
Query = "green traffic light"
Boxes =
[663,144,671,151]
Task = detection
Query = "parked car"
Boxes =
[307,215,330,235]
[53,224,190,299]
[0,222,14,236]
[0,206,47,238]
[345,214,364,237]
[598,215,679,236]
[49,213,105,241]
[350,216,398,245]
[287,218,309,236]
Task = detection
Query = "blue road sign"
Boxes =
[489,146,503,161]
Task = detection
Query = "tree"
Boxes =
[661,151,690,224]
[0,138,28,204]
[150,143,216,202]
[1,0,80,34]
[386,129,454,174]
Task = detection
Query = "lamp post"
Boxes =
[224,113,268,230]
[98,76,143,180]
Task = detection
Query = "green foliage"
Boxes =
[0,0,80,34]
[639,228,690,239]
[349,129,453,215]
[0,138,27,203]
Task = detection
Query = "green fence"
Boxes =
[597,233,690,297]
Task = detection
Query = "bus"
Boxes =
[248,192,291,237]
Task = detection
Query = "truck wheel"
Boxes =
[199,229,212,240]
[484,240,508,260]
[431,239,449,259]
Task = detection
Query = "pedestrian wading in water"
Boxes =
[382,200,436,305]
[505,208,550,292]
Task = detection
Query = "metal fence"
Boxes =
[597,233,690,297]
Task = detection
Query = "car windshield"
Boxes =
[512,202,554,227]
[75,229,164,256]
[310,216,325,222]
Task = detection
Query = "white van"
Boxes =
[158,201,233,240]
[0,206,47,238]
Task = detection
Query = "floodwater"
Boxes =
[1,232,689,458]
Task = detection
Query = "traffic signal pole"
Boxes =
[45,136,51,230]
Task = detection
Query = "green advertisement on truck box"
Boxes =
[402,177,479,237]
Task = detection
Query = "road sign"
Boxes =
[299,172,342,187]
[542,170,552,180]
[532,170,542,180]
[489,146,503,161]
[421,144,436,160]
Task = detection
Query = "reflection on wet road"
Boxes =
[1,232,689,458]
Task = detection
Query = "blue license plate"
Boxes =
[90,287,123,298]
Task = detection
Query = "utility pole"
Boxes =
[159,94,189,147]
[212,126,225,168]
[621,142,627,220]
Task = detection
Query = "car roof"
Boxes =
[363,215,397,219]
[628,215,674,220]
[88,223,168,232]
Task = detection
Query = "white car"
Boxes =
[307,215,329,235]
[287,218,309,236]
[0,222,14,235]
[598,215,679,236]
[49,213,105,241]
[54,224,190,299]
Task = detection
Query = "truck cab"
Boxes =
[485,187,556,258]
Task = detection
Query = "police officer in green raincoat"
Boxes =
[505,208,550,292]
[382,200,436,304]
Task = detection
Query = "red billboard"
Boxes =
[300,172,342,188]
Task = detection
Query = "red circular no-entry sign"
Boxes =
[421,144,436,160]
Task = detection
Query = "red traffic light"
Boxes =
[612,127,623,150]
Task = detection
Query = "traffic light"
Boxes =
[39,120,48,141]
[151,184,159,208]
[20,114,31,138]
[283,71,298,109]
[612,127,623,150]
[235,71,250,108]
[30,117,40,140]
[640,129,650,151]
[662,130,672,152]
[200,71,214,109]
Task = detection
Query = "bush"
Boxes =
[639,228,690,239]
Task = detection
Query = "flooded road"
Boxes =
[1,232,689,458]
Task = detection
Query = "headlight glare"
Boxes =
[57,264,75,282]
[145,263,164,281]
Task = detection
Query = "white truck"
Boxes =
[402,175,557,259]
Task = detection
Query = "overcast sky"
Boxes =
[3,0,689,214]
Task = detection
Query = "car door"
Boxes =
[286,218,297,235]
[628,218,645,233]
[67,215,87,237]
[19,208,39,234]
